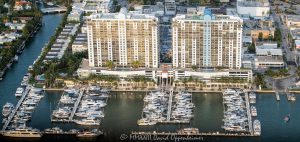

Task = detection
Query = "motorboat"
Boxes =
[2,102,14,117]
[74,117,101,126]
[52,108,70,118]
[251,106,257,117]
[2,126,42,138]
[15,87,24,97]
[177,128,199,135]
[137,118,157,126]
[253,120,261,136]
[60,95,76,104]
[284,114,290,123]
[249,92,256,104]
[44,127,63,134]
[76,129,102,138]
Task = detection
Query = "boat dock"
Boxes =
[2,86,31,131]
[51,88,85,123]
[138,88,194,125]
[166,89,173,121]
[69,89,85,121]
[245,91,253,135]
[131,131,257,137]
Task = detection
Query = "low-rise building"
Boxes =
[295,40,300,49]
[284,15,300,29]
[243,19,275,40]
[14,1,32,11]
[242,54,255,69]
[4,23,26,30]
[255,56,284,69]
[290,29,300,40]
[44,23,80,62]
[237,0,270,18]
[0,32,21,44]
[254,42,284,69]
[72,33,87,53]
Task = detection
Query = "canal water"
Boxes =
[0,13,300,142]
[0,13,63,132]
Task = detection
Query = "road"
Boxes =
[271,12,295,62]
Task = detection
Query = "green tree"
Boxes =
[258,32,263,41]
[106,61,115,70]
[191,65,198,71]
[132,60,141,69]
[248,42,256,53]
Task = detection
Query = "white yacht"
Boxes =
[74,117,101,126]
[251,106,257,117]
[52,108,70,118]
[44,127,63,134]
[20,75,29,87]
[89,85,101,92]
[77,129,102,138]
[60,95,75,104]
[253,120,261,136]
[249,92,256,104]
[2,127,42,138]
[137,118,157,126]
[15,87,24,97]
[2,102,14,117]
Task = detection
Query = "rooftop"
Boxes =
[256,56,284,62]
[237,0,269,7]
[286,15,300,21]
[88,8,158,21]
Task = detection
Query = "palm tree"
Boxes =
[132,60,141,70]
[105,61,115,70]
[191,65,198,71]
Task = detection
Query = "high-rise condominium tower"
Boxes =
[172,9,243,69]
[87,8,159,68]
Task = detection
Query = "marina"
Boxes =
[221,89,259,136]
[138,89,194,125]
[51,85,109,125]
[1,85,45,138]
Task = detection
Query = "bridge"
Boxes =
[40,7,67,14]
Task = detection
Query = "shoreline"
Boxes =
[43,88,300,94]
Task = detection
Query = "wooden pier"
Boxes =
[2,86,31,131]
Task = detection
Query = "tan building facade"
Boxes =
[87,8,159,68]
[172,10,243,69]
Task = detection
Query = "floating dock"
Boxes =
[166,89,173,121]
[131,131,257,137]
[69,89,85,121]
[245,91,253,135]
[2,86,31,131]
